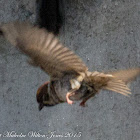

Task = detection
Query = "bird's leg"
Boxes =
[66,78,81,105]
[66,73,85,105]
[66,89,76,105]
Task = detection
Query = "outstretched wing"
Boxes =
[0,21,88,79]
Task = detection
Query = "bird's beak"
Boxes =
[38,103,44,111]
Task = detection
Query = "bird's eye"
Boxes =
[43,93,50,102]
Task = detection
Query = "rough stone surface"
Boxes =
[0,0,140,140]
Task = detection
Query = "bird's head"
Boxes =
[36,81,54,111]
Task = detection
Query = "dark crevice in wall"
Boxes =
[36,0,64,35]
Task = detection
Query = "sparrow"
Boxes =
[0,21,140,110]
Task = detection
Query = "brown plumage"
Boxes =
[0,21,140,110]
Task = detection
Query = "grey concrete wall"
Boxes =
[0,0,140,140]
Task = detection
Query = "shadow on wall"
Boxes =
[35,0,103,35]
[36,0,63,35]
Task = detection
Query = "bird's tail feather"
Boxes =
[87,68,140,96]
[103,79,131,96]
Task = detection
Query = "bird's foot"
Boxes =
[66,92,75,105]
[79,101,87,107]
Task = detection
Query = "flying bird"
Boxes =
[0,21,140,110]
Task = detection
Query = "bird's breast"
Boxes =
[50,75,97,102]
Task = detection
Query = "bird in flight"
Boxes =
[0,21,140,110]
